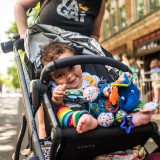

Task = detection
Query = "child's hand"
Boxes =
[51,84,66,106]
[116,72,132,83]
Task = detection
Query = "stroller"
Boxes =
[4,24,160,160]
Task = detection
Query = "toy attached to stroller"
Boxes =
[2,24,160,160]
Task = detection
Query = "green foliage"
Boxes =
[0,72,3,84]
[27,3,40,26]
[2,3,40,89]
[7,64,20,89]
[5,22,18,40]
[5,2,40,39]
[0,50,25,89]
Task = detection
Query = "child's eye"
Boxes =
[56,73,63,79]
[69,65,75,70]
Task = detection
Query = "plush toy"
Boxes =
[114,109,127,124]
[83,85,114,127]
[139,102,158,113]
[113,73,140,112]
[83,77,140,128]
[100,83,119,106]
[98,112,114,127]
[100,83,112,97]
[118,83,140,111]
[83,86,100,102]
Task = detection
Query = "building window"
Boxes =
[104,19,110,39]
[118,0,126,29]
[110,0,118,34]
[119,5,126,29]
[135,0,144,20]
[104,0,126,38]
[149,0,160,12]
[111,11,118,34]
[104,7,110,39]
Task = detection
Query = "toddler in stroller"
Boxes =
[40,41,153,134]
[12,24,160,160]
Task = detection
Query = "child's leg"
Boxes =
[56,106,98,133]
[152,84,160,103]
[153,86,159,103]
[37,105,47,139]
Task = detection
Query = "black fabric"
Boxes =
[82,64,115,83]
[24,53,35,80]
[24,53,42,80]
[38,0,102,36]
[55,122,157,160]
[101,46,113,58]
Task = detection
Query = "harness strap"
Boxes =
[38,0,51,17]
[63,95,89,111]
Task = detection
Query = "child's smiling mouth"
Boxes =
[68,78,76,84]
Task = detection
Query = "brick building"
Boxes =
[100,0,160,72]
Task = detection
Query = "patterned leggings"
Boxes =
[56,106,89,127]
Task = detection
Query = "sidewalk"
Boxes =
[152,114,160,126]
[0,92,22,97]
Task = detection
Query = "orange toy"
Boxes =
[109,86,119,105]
[105,86,119,113]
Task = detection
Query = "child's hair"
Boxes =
[41,41,76,65]
[150,59,160,68]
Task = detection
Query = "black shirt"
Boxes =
[39,0,102,36]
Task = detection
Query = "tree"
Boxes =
[2,4,40,89]
[7,64,20,89]
[0,72,3,92]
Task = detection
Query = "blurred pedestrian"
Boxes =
[121,53,130,67]
[150,58,160,104]
[129,57,140,77]
[129,57,140,71]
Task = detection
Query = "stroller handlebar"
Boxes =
[0,34,21,53]
[40,55,132,84]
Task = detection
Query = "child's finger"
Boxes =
[52,94,63,99]
[56,85,66,92]
[61,84,66,91]
[54,90,65,96]
[51,95,63,104]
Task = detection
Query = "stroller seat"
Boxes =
[53,123,157,160]
[12,24,160,160]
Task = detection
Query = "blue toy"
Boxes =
[116,73,140,112]
[120,115,135,134]
[118,83,140,111]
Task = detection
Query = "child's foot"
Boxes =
[77,114,98,134]
[131,112,152,127]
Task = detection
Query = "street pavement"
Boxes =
[0,93,27,160]
[0,93,160,160]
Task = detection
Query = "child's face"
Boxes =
[50,52,82,89]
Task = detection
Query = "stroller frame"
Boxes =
[12,24,160,160]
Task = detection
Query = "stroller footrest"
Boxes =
[54,122,157,160]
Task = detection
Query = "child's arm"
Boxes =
[51,84,66,106]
